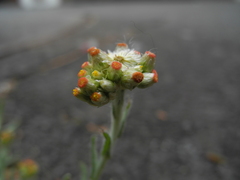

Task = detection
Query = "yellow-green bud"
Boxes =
[91,70,103,79]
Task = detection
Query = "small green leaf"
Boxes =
[90,136,98,178]
[122,100,132,121]
[101,132,111,158]
[80,162,88,180]
[62,173,71,180]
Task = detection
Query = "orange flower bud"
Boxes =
[0,131,14,145]
[73,87,96,105]
[111,61,122,70]
[134,50,141,55]
[18,159,38,178]
[132,72,144,83]
[90,92,109,106]
[87,47,100,56]
[152,69,158,83]
[81,61,92,69]
[145,51,156,58]
[73,87,80,96]
[115,43,128,51]
[78,77,99,95]
[87,47,97,53]
[117,43,128,47]
[78,69,87,77]
[90,92,102,102]
[139,51,156,72]
[121,70,144,90]
[137,71,158,89]
[78,77,88,88]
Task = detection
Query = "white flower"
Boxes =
[107,43,142,67]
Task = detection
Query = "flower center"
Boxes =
[114,56,125,63]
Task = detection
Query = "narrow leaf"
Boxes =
[118,100,132,138]
[118,119,126,138]
[121,100,132,122]
[101,132,111,158]
[80,162,88,180]
[90,136,98,178]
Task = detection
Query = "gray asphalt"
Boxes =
[1,2,240,180]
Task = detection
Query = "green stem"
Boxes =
[91,156,108,180]
[91,89,126,180]
[110,89,125,142]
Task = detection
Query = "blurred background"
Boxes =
[0,0,240,179]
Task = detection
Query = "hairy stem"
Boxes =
[91,89,126,180]
[110,89,125,142]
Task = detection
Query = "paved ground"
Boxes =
[0,2,240,180]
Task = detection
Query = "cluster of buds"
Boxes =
[73,43,158,106]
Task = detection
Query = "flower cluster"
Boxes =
[0,130,15,145]
[18,159,39,178]
[73,43,158,106]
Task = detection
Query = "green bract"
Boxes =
[73,43,158,107]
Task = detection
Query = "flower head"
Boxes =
[73,43,158,106]
[18,159,38,178]
[108,49,141,67]
[0,131,14,145]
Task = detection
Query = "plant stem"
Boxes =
[110,89,125,142]
[91,89,126,180]
[92,156,108,180]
